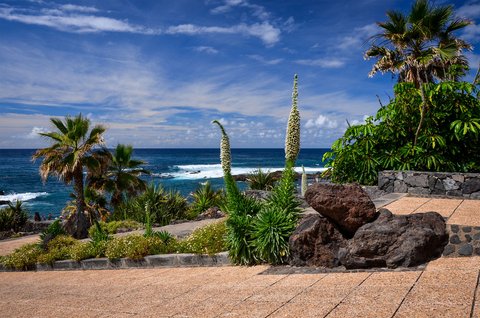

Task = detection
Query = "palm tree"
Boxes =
[32,114,106,239]
[365,0,472,87]
[88,144,149,210]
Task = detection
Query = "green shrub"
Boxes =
[69,241,107,261]
[39,220,66,250]
[0,201,29,232]
[225,213,257,265]
[324,82,480,185]
[178,221,227,255]
[105,235,151,260]
[1,243,42,270]
[88,220,143,237]
[251,206,297,264]
[37,235,79,265]
[189,182,224,218]
[246,169,276,190]
[89,221,111,247]
[114,184,188,225]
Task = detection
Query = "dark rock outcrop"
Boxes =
[289,213,347,267]
[339,209,448,269]
[304,183,378,237]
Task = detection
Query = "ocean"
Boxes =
[0,148,329,218]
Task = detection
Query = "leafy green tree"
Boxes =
[32,114,106,239]
[88,144,149,209]
[365,0,471,87]
[324,81,480,185]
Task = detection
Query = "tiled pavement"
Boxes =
[2,196,480,317]
[1,257,480,317]
[383,197,480,226]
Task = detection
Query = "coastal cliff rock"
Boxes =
[304,183,378,237]
[339,209,448,269]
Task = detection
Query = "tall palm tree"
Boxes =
[365,0,472,87]
[88,144,149,210]
[32,114,106,239]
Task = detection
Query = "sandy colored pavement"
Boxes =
[384,197,480,226]
[0,257,479,318]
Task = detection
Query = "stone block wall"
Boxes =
[378,170,480,198]
[443,224,480,257]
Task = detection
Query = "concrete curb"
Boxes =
[0,252,231,272]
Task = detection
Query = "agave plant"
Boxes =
[190,182,224,217]
[246,169,276,191]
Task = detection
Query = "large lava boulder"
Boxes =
[339,209,448,269]
[289,213,347,267]
[304,183,378,237]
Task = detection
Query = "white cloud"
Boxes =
[210,0,270,21]
[193,46,219,54]
[59,4,99,13]
[247,54,283,65]
[26,126,47,139]
[462,23,480,41]
[456,3,480,19]
[338,23,379,50]
[166,22,281,46]
[0,7,158,34]
[295,58,345,68]
[305,114,338,129]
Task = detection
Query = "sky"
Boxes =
[1,0,480,149]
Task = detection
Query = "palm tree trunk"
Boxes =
[72,165,89,239]
[413,68,428,150]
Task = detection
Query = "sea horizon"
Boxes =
[0,148,329,218]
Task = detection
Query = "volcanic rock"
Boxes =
[289,213,347,268]
[339,209,448,269]
[304,183,377,237]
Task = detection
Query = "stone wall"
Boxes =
[378,171,480,198]
[444,224,480,257]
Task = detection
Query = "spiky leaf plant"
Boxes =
[251,205,297,265]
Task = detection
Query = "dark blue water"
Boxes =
[0,148,328,218]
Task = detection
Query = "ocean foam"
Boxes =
[153,164,327,180]
[0,192,49,203]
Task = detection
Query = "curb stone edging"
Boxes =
[0,252,231,272]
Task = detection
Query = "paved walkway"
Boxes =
[2,196,480,317]
[383,197,480,226]
[0,256,479,317]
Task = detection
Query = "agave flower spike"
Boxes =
[285,74,300,167]
[212,120,232,175]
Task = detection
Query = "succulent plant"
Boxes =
[285,74,300,166]
[301,165,307,197]
[212,120,232,175]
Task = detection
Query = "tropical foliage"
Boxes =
[189,182,224,217]
[215,74,301,265]
[365,0,472,87]
[246,169,276,191]
[88,144,149,209]
[324,81,480,185]
[32,114,106,239]
[113,184,188,225]
[0,201,28,232]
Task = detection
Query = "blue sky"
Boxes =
[1,0,479,148]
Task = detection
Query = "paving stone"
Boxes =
[458,244,473,256]
[465,234,472,242]
[449,234,461,244]
[463,226,472,233]
[450,225,460,233]
[442,244,455,256]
